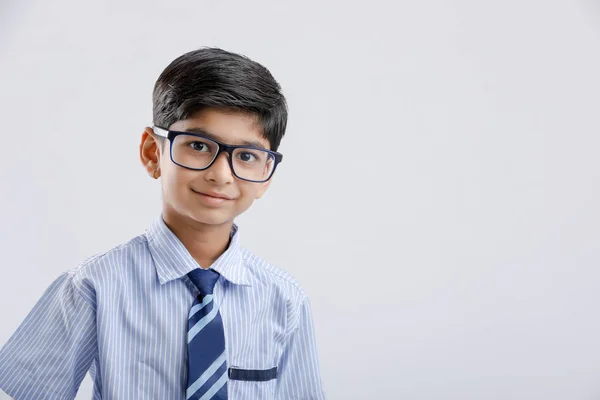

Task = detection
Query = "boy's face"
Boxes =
[140,108,272,228]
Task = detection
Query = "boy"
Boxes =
[0,47,325,399]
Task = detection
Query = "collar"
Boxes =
[146,215,251,287]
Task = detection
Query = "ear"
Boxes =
[139,127,162,179]
[254,178,273,200]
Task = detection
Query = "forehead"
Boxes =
[169,108,269,149]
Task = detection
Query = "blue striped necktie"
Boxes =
[186,268,228,400]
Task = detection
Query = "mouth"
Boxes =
[191,189,234,201]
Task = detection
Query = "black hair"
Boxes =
[152,47,288,151]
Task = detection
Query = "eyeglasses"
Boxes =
[152,126,283,183]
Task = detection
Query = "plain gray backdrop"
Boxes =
[1,0,600,399]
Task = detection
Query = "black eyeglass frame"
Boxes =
[152,126,283,183]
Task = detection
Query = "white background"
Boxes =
[1,0,600,399]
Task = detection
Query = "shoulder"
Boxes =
[67,234,150,288]
[240,247,308,303]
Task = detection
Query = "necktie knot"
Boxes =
[188,268,220,296]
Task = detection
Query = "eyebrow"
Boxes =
[183,127,268,149]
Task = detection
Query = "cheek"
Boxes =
[161,164,192,192]
[237,184,261,204]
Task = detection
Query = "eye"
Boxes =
[237,151,257,162]
[189,141,211,152]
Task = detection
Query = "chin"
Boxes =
[164,199,234,227]
[186,209,234,227]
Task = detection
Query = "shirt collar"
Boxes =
[146,215,251,287]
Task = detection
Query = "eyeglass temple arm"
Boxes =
[152,126,169,138]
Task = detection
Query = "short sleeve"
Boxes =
[276,296,326,400]
[0,271,97,400]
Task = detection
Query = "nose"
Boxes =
[204,152,234,184]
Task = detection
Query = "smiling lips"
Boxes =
[192,189,233,205]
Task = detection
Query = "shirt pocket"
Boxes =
[228,366,278,399]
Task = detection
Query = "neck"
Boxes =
[162,208,233,269]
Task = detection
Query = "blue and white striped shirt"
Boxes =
[0,216,325,399]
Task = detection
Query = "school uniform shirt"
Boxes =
[0,215,325,400]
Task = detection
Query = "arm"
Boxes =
[276,296,326,400]
[0,271,97,400]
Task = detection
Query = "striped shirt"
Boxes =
[0,216,325,399]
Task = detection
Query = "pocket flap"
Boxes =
[228,367,278,382]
